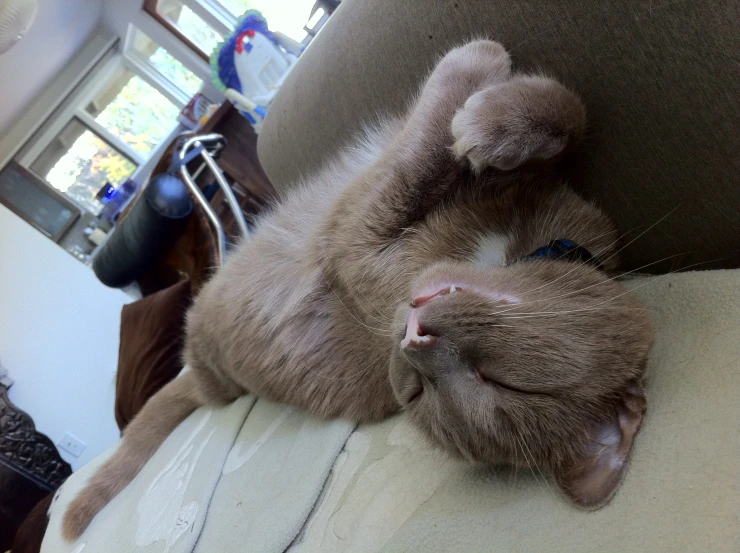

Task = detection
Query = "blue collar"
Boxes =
[523,239,603,270]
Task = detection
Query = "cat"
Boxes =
[62,40,654,541]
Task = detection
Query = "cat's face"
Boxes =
[389,260,654,508]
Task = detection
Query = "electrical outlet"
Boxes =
[58,432,87,458]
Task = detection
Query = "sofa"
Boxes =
[41,1,739,551]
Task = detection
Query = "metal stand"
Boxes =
[177,133,249,266]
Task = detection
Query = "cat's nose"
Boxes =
[401,307,438,350]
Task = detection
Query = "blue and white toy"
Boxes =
[211,11,300,130]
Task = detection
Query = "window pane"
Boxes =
[30,119,137,215]
[218,0,315,42]
[131,30,203,97]
[85,68,180,156]
[157,0,223,55]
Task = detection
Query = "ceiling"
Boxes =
[0,0,103,135]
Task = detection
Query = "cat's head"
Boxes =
[389,260,654,508]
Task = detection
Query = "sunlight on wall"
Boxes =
[222,0,316,42]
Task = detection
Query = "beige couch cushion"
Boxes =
[44,269,740,552]
[258,0,740,274]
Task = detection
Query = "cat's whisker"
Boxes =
[500,306,646,319]
[513,429,557,501]
[520,231,692,305]
[605,254,730,300]
[508,227,618,296]
[486,250,695,319]
[323,266,393,327]
[508,208,678,300]
[295,361,344,381]
[295,357,370,382]
[585,205,681,272]
[508,434,519,486]
[347,283,392,326]
[499,256,728,321]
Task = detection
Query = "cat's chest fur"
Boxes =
[473,233,509,267]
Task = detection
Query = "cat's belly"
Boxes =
[186,227,399,422]
[242,298,399,421]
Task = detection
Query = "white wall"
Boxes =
[0,0,103,135]
[0,204,130,469]
[0,31,115,170]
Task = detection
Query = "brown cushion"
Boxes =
[258,0,740,274]
[115,279,192,431]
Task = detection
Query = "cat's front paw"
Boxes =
[434,40,512,87]
[451,75,586,172]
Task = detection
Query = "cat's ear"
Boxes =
[554,382,646,508]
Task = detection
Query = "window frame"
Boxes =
[142,0,328,61]
[17,51,187,216]
[143,0,231,61]
[122,25,200,106]
[29,115,141,215]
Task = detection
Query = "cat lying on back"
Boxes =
[63,40,654,541]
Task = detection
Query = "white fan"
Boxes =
[0,0,38,55]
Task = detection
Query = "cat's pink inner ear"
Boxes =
[555,383,646,509]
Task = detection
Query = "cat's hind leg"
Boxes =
[451,75,586,172]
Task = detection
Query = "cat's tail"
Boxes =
[61,370,203,542]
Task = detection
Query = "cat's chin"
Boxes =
[391,358,424,407]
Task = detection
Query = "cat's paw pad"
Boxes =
[451,76,586,172]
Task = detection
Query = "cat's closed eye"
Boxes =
[475,368,538,395]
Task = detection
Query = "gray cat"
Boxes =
[63,40,654,541]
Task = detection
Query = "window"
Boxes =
[129,30,204,97]
[85,67,182,157]
[144,0,327,60]
[8,27,212,260]
[144,0,225,60]
[218,0,317,42]
[30,120,138,215]
[18,44,192,217]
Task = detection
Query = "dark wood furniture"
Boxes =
[0,384,72,550]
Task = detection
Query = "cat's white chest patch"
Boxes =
[474,233,509,266]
